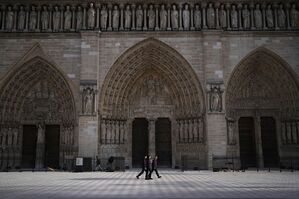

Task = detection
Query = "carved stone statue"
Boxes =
[231,5,238,29]
[53,6,61,32]
[207,3,215,28]
[210,86,221,112]
[194,4,201,29]
[76,6,83,30]
[171,4,179,30]
[29,6,37,30]
[136,5,143,30]
[84,88,93,114]
[278,4,286,28]
[254,4,262,29]
[64,5,72,31]
[266,5,274,28]
[6,6,14,31]
[242,4,250,29]
[112,5,119,30]
[148,4,155,30]
[18,5,26,30]
[227,121,236,145]
[183,4,190,30]
[124,5,132,30]
[41,5,49,30]
[219,4,227,28]
[290,4,299,28]
[100,5,108,30]
[87,3,95,29]
[160,4,167,30]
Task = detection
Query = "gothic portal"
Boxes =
[0,0,299,171]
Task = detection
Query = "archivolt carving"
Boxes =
[226,47,299,119]
[99,38,204,120]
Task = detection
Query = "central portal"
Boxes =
[132,118,149,167]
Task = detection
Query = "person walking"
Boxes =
[146,155,153,180]
[136,155,147,179]
[152,155,162,178]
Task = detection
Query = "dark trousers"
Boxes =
[152,168,160,177]
[137,168,147,179]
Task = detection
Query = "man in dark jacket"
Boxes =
[146,155,153,180]
[152,155,161,178]
[136,155,147,179]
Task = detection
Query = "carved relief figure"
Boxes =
[83,88,94,114]
[64,5,72,31]
[6,6,14,31]
[194,4,201,29]
[278,4,286,28]
[18,5,26,30]
[87,3,95,29]
[171,4,179,30]
[219,4,227,28]
[41,5,49,30]
[160,4,167,30]
[210,86,222,112]
[254,4,262,29]
[227,121,236,145]
[112,5,119,30]
[207,3,215,28]
[53,6,61,32]
[136,5,143,30]
[242,4,250,29]
[148,4,155,30]
[183,4,190,30]
[231,5,238,29]
[76,6,83,30]
[266,5,274,28]
[29,6,37,30]
[100,5,108,29]
[290,4,299,28]
[124,5,132,30]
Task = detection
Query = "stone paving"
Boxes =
[0,170,298,199]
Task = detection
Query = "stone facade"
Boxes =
[0,0,298,170]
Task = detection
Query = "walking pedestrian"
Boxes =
[152,155,161,178]
[146,155,153,180]
[136,155,147,179]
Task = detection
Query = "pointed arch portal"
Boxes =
[0,46,77,170]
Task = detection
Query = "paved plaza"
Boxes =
[0,170,298,199]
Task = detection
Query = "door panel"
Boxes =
[45,125,60,169]
[22,125,37,168]
[132,118,148,167]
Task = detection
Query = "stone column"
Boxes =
[238,3,243,30]
[13,5,18,32]
[155,4,159,30]
[285,3,291,30]
[1,128,8,169]
[96,3,100,29]
[254,116,264,169]
[127,119,133,167]
[178,3,183,30]
[262,3,266,30]
[215,2,220,29]
[35,124,45,169]
[148,118,156,157]
[119,3,124,31]
[24,6,29,32]
[60,5,64,31]
[82,4,87,29]
[167,4,171,30]
[274,3,279,30]
[71,5,76,31]
[226,3,231,30]
[202,2,207,29]
[131,4,136,30]
[107,3,112,31]
[48,5,52,32]
[250,2,255,30]
[190,3,195,30]
[1,6,5,31]
[37,5,41,32]
[143,4,147,30]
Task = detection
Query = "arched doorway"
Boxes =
[99,38,205,168]
[226,47,299,169]
[0,46,77,170]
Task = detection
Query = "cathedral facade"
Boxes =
[0,0,298,170]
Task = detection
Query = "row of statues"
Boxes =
[0,2,298,32]
[281,121,299,145]
[177,118,204,143]
[100,119,127,144]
